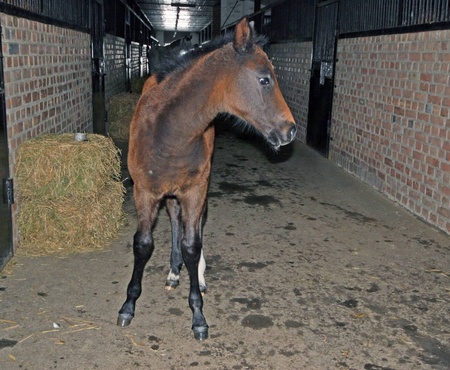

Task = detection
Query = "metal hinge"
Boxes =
[2,178,14,205]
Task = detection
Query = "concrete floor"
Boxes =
[0,129,449,370]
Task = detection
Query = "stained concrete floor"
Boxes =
[0,129,449,370]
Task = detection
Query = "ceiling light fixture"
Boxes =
[170,2,196,37]
[171,2,196,7]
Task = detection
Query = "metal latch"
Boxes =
[2,178,14,205]
[320,61,333,85]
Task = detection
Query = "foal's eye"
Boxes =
[259,77,270,86]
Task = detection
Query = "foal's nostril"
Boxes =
[288,125,297,141]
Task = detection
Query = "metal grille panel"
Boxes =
[313,1,338,62]
[402,0,450,25]
[340,0,450,34]
[268,0,314,42]
[2,0,90,29]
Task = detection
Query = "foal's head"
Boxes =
[222,18,297,150]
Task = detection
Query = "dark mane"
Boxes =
[155,32,268,83]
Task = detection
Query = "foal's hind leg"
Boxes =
[117,189,160,327]
[198,202,208,293]
[198,249,207,294]
[166,198,207,293]
[165,197,183,290]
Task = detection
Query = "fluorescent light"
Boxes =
[171,2,196,7]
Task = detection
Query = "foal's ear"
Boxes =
[233,17,255,54]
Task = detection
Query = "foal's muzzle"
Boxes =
[267,122,297,149]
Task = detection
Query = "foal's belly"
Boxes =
[129,151,212,197]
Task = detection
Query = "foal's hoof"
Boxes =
[200,285,207,296]
[165,279,179,291]
[193,326,209,341]
[117,313,133,327]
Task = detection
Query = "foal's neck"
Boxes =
[161,45,233,135]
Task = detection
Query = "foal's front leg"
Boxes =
[179,187,209,340]
[117,191,159,327]
[166,198,207,293]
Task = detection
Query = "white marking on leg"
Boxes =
[166,270,179,283]
[198,249,206,291]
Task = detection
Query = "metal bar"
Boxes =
[433,0,439,21]
[414,0,420,24]
[0,1,90,32]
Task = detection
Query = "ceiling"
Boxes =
[136,0,220,33]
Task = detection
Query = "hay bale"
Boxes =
[15,134,125,256]
[108,92,140,141]
[108,76,150,141]
[130,76,147,94]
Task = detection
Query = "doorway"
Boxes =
[0,24,13,271]
[92,0,107,135]
[307,0,339,156]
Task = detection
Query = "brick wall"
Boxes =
[105,33,126,101]
[331,30,450,234]
[269,41,312,143]
[1,13,92,248]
